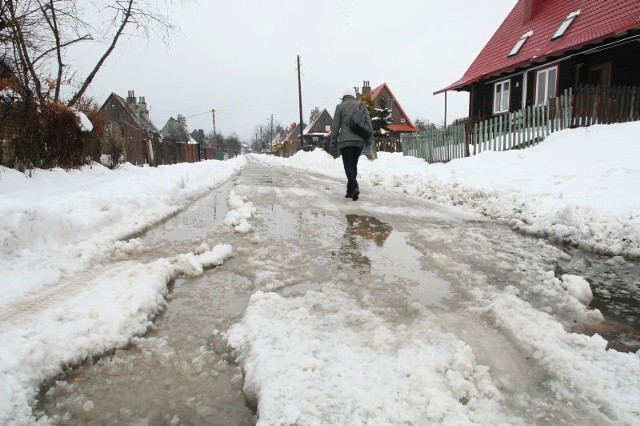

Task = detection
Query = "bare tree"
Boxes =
[0,0,178,107]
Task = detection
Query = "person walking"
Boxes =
[330,89,374,201]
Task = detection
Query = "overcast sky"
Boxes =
[76,0,517,141]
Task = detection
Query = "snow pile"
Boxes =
[0,157,245,309]
[172,243,233,277]
[73,110,93,132]
[223,189,257,233]
[0,242,235,425]
[486,290,640,425]
[228,287,520,425]
[255,122,640,258]
[560,274,593,305]
[0,258,175,425]
[0,158,246,425]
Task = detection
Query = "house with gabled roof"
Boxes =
[160,114,198,145]
[99,90,161,165]
[276,122,305,157]
[303,107,333,150]
[360,81,418,135]
[436,0,640,123]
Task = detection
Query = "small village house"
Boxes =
[303,108,333,152]
[436,0,640,124]
[358,81,418,152]
[159,114,200,163]
[277,122,305,157]
[360,81,418,134]
[407,0,640,164]
[99,90,161,165]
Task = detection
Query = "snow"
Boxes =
[253,122,640,259]
[1,122,639,424]
[72,110,93,132]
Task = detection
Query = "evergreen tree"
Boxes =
[363,94,391,138]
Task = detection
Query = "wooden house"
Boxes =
[277,122,305,157]
[160,115,198,144]
[303,108,333,151]
[360,81,418,136]
[99,90,161,165]
[159,114,201,163]
[436,0,640,123]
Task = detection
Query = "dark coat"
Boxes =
[330,95,374,149]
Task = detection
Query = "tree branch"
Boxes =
[68,0,134,107]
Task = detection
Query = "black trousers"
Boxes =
[340,146,362,194]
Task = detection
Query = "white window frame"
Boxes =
[493,79,510,114]
[535,66,558,105]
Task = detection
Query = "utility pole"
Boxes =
[270,114,274,153]
[211,109,216,141]
[297,55,304,149]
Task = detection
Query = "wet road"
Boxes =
[37,157,640,425]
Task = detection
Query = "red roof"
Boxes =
[369,83,418,132]
[437,0,640,93]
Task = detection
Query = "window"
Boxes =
[493,80,510,113]
[535,66,558,105]
[400,118,406,123]
[589,63,612,87]
[508,31,533,56]
[552,10,580,40]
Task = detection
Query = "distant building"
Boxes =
[303,108,333,151]
[360,81,418,135]
[160,114,198,144]
[99,90,161,165]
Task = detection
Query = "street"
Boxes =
[37,157,640,425]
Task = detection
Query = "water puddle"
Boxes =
[340,214,451,307]
[556,250,640,352]
[36,182,257,425]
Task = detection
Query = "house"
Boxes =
[159,114,201,163]
[303,108,333,151]
[436,0,640,123]
[277,122,305,157]
[160,115,198,144]
[360,81,418,137]
[99,90,161,165]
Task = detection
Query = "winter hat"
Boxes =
[341,88,354,99]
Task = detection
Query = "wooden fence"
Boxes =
[403,85,638,163]
[573,84,640,126]
[122,138,208,166]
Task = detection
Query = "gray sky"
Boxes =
[77,0,516,141]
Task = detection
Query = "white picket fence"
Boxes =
[403,90,573,163]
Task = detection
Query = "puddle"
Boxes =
[556,250,640,352]
[340,214,451,307]
[141,185,230,245]
[36,272,256,426]
[35,183,257,425]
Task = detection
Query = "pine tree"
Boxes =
[365,94,391,138]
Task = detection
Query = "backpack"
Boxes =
[349,103,373,139]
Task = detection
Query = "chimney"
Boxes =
[310,107,319,123]
[524,0,544,23]
[126,90,137,106]
[361,80,371,96]
[177,114,187,129]
[138,96,149,121]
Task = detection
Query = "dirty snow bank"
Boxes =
[0,157,245,424]
[0,157,245,309]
